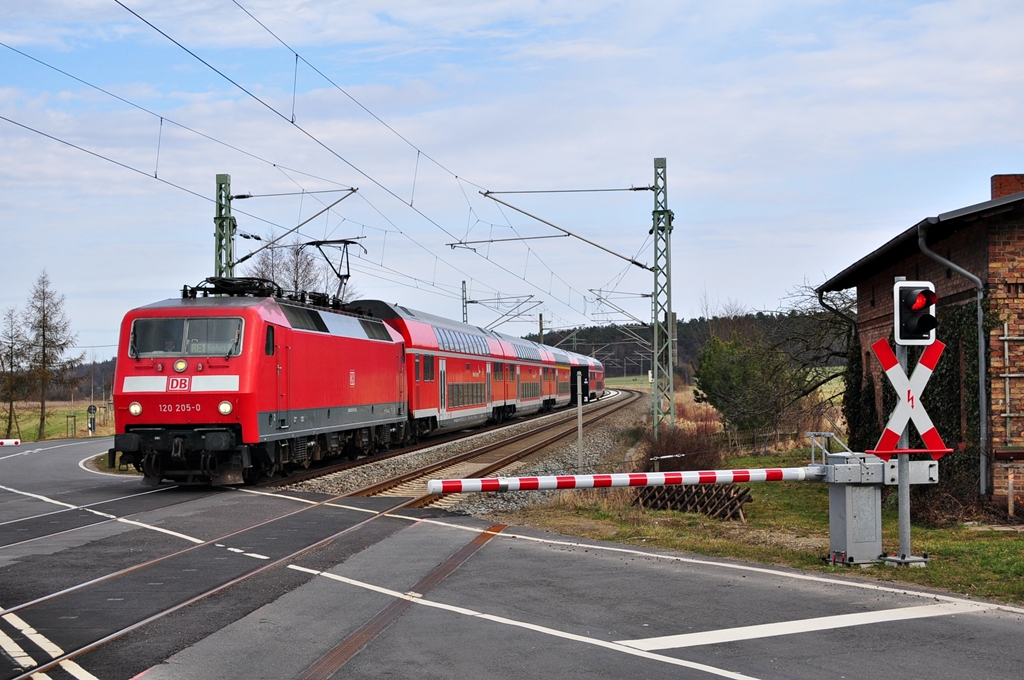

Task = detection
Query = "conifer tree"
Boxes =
[1,307,30,439]
[24,272,83,439]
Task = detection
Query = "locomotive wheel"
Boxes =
[141,452,162,485]
[242,461,264,485]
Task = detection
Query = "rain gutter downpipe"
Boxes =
[917,218,988,496]
[816,289,857,328]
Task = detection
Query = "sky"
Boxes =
[2,0,1024,360]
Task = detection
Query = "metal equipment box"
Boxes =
[826,453,884,565]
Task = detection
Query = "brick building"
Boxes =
[818,175,1024,501]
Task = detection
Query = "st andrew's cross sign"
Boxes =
[866,338,953,461]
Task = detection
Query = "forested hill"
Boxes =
[521,310,848,381]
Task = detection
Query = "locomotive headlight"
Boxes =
[173,359,188,373]
[128,402,143,416]
[218,400,234,416]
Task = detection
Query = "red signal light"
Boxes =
[894,281,938,346]
[911,290,937,311]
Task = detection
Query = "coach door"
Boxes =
[570,366,589,406]
[438,358,447,415]
[277,342,291,430]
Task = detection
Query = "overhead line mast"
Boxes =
[214,174,236,278]
[651,158,675,437]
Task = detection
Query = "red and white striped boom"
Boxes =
[427,467,825,495]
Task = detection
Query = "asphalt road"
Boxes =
[2,439,1023,680]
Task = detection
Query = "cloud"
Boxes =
[3,1,1024,351]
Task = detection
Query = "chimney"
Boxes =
[991,174,1024,200]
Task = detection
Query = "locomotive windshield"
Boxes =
[130,317,244,357]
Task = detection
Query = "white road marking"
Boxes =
[1,610,99,680]
[77,453,139,478]
[1,441,104,462]
[380,515,1024,616]
[0,485,78,510]
[110,518,204,544]
[0,451,33,461]
[228,491,1024,618]
[0,486,169,528]
[233,487,379,514]
[617,601,993,651]
[234,488,319,504]
[287,565,762,679]
[0,624,39,670]
[323,502,382,514]
[243,552,269,560]
[0,484,203,544]
[0,520,117,550]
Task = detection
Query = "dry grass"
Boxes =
[473,402,1024,605]
[1,401,115,441]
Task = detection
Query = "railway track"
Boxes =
[346,389,641,508]
[0,390,639,680]
[258,393,626,489]
[0,488,417,680]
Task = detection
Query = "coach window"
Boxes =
[265,325,275,356]
[415,354,421,381]
[424,354,435,382]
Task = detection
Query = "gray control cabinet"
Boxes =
[826,453,884,565]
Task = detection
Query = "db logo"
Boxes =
[169,377,191,391]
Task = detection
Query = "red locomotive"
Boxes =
[111,278,604,485]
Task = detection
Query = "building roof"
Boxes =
[817,190,1024,293]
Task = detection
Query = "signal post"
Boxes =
[866,279,950,567]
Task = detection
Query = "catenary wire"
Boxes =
[119,1,601,319]
[0,40,511,307]
[0,41,354,192]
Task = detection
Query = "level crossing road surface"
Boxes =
[1,440,1023,680]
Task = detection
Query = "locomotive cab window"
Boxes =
[265,325,275,356]
[130,317,244,358]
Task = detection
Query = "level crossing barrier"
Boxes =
[427,467,824,495]
[428,445,939,566]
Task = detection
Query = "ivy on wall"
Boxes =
[844,299,995,515]
[842,333,879,453]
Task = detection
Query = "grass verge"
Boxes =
[2,401,116,441]
[87,450,141,476]
[483,447,1024,605]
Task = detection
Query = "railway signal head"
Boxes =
[894,280,938,346]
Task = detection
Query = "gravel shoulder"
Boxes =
[285,392,648,512]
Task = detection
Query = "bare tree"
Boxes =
[242,232,284,285]
[243,234,327,294]
[1,307,30,439]
[24,272,83,439]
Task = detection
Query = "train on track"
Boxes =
[109,277,604,486]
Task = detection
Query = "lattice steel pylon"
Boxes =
[214,173,237,278]
[650,158,675,437]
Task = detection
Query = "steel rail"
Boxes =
[10,494,423,680]
[353,391,641,507]
[259,397,614,488]
[0,478,403,619]
[6,391,630,675]
[345,392,633,497]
